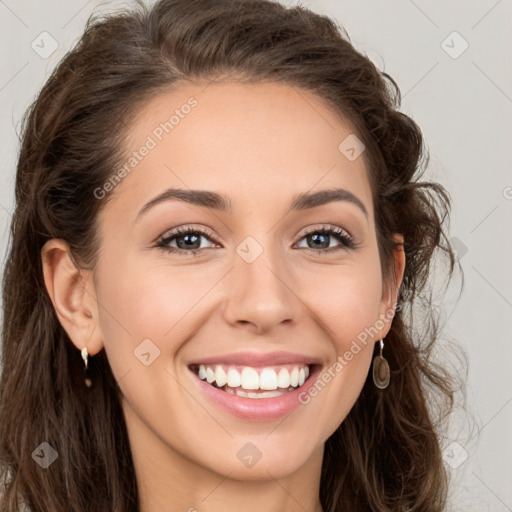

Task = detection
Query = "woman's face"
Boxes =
[83,81,401,480]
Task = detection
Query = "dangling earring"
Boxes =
[372,339,390,389]
[81,347,93,388]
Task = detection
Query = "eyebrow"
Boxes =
[135,186,368,221]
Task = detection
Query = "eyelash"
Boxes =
[155,225,357,256]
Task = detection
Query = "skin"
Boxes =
[42,81,405,512]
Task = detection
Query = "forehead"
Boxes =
[105,80,373,221]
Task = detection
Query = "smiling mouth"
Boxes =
[188,362,316,399]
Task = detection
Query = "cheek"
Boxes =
[295,256,384,347]
[94,252,223,368]
[290,255,382,431]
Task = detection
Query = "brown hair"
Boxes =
[0,0,465,510]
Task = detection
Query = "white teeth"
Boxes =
[259,367,278,390]
[195,363,312,392]
[298,367,305,386]
[247,390,285,399]
[215,365,227,387]
[240,367,260,389]
[225,388,288,399]
[206,367,215,384]
[227,368,241,387]
[290,367,299,387]
[277,368,290,388]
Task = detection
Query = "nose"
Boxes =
[221,241,299,335]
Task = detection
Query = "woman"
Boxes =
[0,0,462,510]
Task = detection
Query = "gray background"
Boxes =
[1,1,511,510]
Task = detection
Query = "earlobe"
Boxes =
[41,239,104,356]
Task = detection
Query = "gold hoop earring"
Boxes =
[81,347,93,388]
[372,339,390,389]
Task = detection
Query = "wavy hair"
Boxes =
[1,0,464,510]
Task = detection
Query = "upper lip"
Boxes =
[188,351,322,367]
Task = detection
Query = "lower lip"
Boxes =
[188,365,321,421]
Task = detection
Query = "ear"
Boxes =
[375,233,405,339]
[41,239,104,356]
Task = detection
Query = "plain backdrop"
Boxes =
[1,1,511,510]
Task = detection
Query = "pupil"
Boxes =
[177,234,200,249]
[309,233,328,249]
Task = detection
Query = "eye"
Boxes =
[155,226,220,256]
[294,225,356,253]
